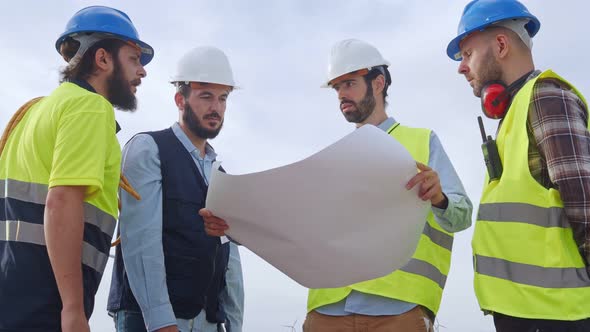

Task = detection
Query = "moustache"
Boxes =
[340,99,356,109]
[130,79,141,87]
[204,113,221,120]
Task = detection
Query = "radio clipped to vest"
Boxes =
[478,116,502,181]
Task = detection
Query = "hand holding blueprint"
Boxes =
[206,125,430,288]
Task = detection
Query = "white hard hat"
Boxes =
[322,39,390,88]
[170,46,239,88]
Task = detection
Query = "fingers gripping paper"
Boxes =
[206,125,429,288]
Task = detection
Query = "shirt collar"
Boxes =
[376,117,397,133]
[171,122,217,159]
[510,69,542,98]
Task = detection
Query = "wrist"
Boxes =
[432,193,448,209]
[61,301,85,313]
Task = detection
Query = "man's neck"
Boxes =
[503,58,535,87]
[179,123,208,157]
[356,105,388,128]
[86,76,109,99]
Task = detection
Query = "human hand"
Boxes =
[405,162,448,209]
[199,208,229,236]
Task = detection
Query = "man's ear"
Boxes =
[495,33,510,60]
[94,48,113,73]
[372,74,385,96]
[174,91,185,111]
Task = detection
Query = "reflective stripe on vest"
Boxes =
[475,255,590,288]
[0,220,109,273]
[1,178,116,235]
[1,178,114,273]
[473,70,590,320]
[478,202,568,228]
[400,257,447,289]
[423,221,453,251]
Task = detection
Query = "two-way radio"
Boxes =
[478,116,503,181]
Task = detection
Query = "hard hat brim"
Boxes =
[321,63,390,88]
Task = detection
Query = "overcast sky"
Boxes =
[2,1,589,331]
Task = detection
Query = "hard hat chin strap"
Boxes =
[67,33,112,66]
[493,19,533,50]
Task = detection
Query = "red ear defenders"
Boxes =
[480,71,534,119]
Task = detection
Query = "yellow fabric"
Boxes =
[473,70,590,320]
[308,124,454,315]
[0,97,43,155]
[0,82,121,219]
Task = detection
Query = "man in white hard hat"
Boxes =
[107,46,243,332]
[302,39,472,331]
[200,38,472,331]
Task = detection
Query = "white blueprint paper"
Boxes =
[206,125,429,288]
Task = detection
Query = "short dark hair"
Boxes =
[363,66,391,106]
[59,37,127,83]
[177,83,192,99]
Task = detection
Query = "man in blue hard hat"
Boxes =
[448,1,590,331]
[0,6,152,332]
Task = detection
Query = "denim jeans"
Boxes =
[113,311,147,332]
[113,310,223,332]
[219,242,244,332]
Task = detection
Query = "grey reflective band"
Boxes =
[401,258,447,289]
[475,255,590,288]
[478,202,568,228]
[84,203,116,236]
[1,220,109,274]
[82,241,109,273]
[1,219,45,245]
[0,179,48,205]
[1,179,115,236]
[423,222,453,251]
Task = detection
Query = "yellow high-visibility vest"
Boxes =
[473,70,590,320]
[307,124,454,315]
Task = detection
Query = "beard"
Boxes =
[107,58,138,112]
[183,103,223,139]
[341,87,376,124]
[473,47,503,97]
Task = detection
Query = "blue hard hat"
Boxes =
[55,6,154,65]
[447,0,540,61]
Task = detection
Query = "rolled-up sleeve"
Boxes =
[428,132,473,233]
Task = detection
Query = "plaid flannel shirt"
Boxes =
[517,71,590,266]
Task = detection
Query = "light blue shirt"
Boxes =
[316,117,473,317]
[118,122,243,332]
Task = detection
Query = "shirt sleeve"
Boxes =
[528,79,590,266]
[118,134,177,331]
[48,96,114,198]
[428,131,473,233]
[218,242,244,331]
